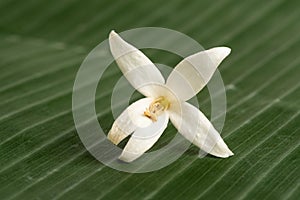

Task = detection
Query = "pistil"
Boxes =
[144,96,170,121]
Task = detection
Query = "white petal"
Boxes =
[108,98,153,145]
[119,112,169,162]
[109,30,165,97]
[166,47,231,101]
[169,102,233,158]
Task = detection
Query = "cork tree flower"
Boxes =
[108,30,234,162]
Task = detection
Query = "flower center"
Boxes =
[144,96,170,122]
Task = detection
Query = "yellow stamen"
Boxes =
[144,96,170,121]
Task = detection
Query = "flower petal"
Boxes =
[108,98,153,145]
[109,30,165,97]
[119,112,169,162]
[169,101,233,158]
[166,47,231,101]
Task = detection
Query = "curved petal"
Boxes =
[108,98,153,145]
[166,47,231,101]
[169,101,233,158]
[109,30,165,97]
[119,112,169,162]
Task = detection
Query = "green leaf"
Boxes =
[0,0,299,200]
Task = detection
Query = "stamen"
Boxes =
[144,96,170,121]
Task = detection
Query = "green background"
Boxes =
[0,0,299,199]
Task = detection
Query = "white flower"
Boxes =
[107,30,234,162]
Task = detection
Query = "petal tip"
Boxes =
[220,149,234,158]
[119,153,136,163]
[107,133,119,145]
[224,47,231,55]
[221,148,234,158]
[217,46,231,57]
[109,30,117,37]
[109,30,121,44]
[107,127,128,145]
[209,140,234,158]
